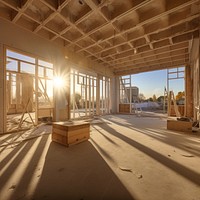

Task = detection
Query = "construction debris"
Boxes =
[119,166,143,179]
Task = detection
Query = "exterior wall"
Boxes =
[0,19,114,131]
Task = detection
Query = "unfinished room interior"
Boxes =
[0,0,200,199]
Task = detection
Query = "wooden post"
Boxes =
[185,65,193,118]
[101,78,103,114]
[72,70,75,119]
[129,75,132,113]
[35,59,39,125]
[96,74,100,115]
[105,77,107,114]
[116,76,119,113]
[89,76,91,116]
[85,75,88,116]
[92,77,94,115]
[0,44,5,133]
[66,68,70,120]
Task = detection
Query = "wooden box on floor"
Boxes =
[119,104,130,113]
[52,121,90,147]
[167,120,192,132]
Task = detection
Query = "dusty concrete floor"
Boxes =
[0,114,200,200]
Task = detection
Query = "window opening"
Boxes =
[5,49,54,132]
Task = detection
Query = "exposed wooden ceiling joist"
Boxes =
[0,0,199,75]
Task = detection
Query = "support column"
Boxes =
[116,76,120,113]
[66,68,70,120]
[96,74,100,115]
[185,65,193,118]
[0,44,6,133]
[110,77,115,114]
[129,75,132,113]
[54,66,70,121]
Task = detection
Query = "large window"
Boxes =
[70,69,97,118]
[6,48,54,132]
[70,69,110,119]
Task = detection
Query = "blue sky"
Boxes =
[131,69,185,99]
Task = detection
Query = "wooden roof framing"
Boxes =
[0,0,199,75]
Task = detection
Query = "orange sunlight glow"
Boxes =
[53,76,65,88]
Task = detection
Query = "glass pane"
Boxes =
[20,62,35,74]
[38,78,53,107]
[94,79,96,87]
[77,75,84,85]
[46,79,53,101]
[38,67,44,77]
[46,68,53,78]
[169,73,177,79]
[168,68,177,73]
[7,49,35,63]
[39,60,53,68]
[178,67,185,71]
[6,58,18,71]
[11,74,17,104]
[178,72,184,78]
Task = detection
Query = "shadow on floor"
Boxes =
[0,135,134,200]
[32,141,134,200]
[104,116,200,157]
[96,122,200,186]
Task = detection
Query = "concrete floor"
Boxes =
[0,114,200,200]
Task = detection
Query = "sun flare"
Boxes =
[53,76,65,88]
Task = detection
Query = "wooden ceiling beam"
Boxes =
[113,52,189,71]
[76,0,198,53]
[84,14,199,58]
[112,50,189,70]
[114,61,187,76]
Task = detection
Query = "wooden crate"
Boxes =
[167,120,192,132]
[119,104,130,113]
[52,121,90,147]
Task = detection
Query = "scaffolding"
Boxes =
[167,67,185,117]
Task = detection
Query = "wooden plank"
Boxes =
[52,128,68,136]
[52,131,89,146]
[52,121,90,146]
[0,44,4,133]
[67,127,89,137]
[68,132,89,144]
[167,120,192,132]
[38,108,52,117]
[68,137,89,147]
[59,108,68,121]
[53,121,89,130]
[170,105,184,116]
[52,133,67,146]
[119,104,130,113]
